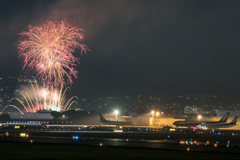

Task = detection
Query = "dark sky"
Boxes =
[1,0,240,98]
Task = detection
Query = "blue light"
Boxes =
[47,127,49,129]
[141,139,143,141]
[168,135,170,138]
[75,136,79,139]
[91,137,92,139]
[138,128,140,130]
[218,132,221,135]
[146,128,148,131]
[154,139,155,141]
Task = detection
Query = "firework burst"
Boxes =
[18,21,90,87]
[5,82,78,113]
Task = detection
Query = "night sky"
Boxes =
[1,0,240,98]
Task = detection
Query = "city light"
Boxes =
[151,111,155,114]
[156,112,160,116]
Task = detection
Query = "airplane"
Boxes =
[173,112,230,128]
[202,116,238,130]
[99,114,136,128]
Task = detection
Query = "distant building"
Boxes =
[9,112,53,120]
[184,105,206,114]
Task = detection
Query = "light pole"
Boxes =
[156,112,159,126]
[151,111,155,126]
[114,110,119,121]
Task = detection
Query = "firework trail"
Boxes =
[9,82,78,113]
[18,21,90,87]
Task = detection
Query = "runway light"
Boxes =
[214,144,217,147]
[170,128,176,132]
[228,141,230,144]
[30,140,33,143]
[206,141,209,144]
[186,141,188,144]
[194,141,197,144]
[20,133,26,137]
[226,145,229,147]
[72,136,75,139]
[182,141,185,144]
[180,141,183,144]
[100,143,102,147]
[216,141,218,144]
[75,136,79,139]
[126,139,128,141]
[187,148,190,151]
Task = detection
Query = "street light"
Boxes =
[114,110,119,121]
[198,115,202,121]
[151,111,155,118]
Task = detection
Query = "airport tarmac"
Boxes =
[1,127,240,154]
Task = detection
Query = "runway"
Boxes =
[1,129,240,154]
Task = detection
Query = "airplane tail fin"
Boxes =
[230,116,238,124]
[99,114,105,121]
[219,112,230,123]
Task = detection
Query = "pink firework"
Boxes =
[18,21,90,87]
